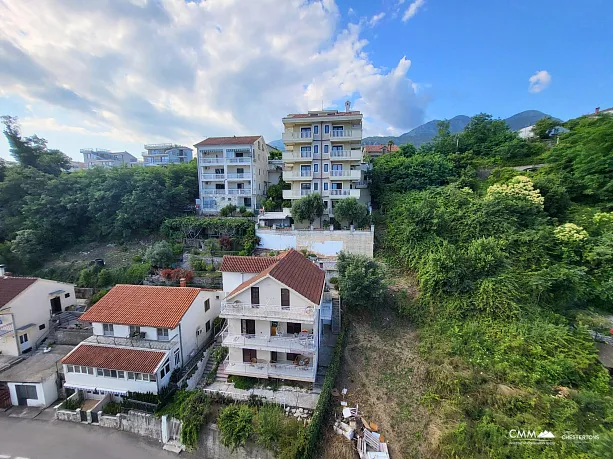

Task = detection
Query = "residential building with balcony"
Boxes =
[194,136,268,213]
[218,249,329,383]
[0,272,76,356]
[80,148,138,169]
[61,284,221,397]
[142,143,193,166]
[281,106,370,223]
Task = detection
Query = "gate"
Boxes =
[91,410,99,424]
[168,417,182,441]
[0,384,11,409]
[80,409,87,422]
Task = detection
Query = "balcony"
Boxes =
[329,189,361,198]
[284,170,313,180]
[329,150,362,160]
[84,334,178,351]
[220,329,315,354]
[283,189,318,199]
[313,152,330,160]
[227,188,252,195]
[203,189,227,195]
[282,152,313,162]
[226,157,252,164]
[355,180,369,188]
[199,156,225,164]
[331,129,362,140]
[282,131,313,143]
[330,170,362,180]
[202,173,225,180]
[220,302,316,322]
[221,357,316,381]
[227,173,251,180]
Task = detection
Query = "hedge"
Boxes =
[294,320,348,459]
[160,217,253,240]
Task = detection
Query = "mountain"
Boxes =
[362,110,552,147]
[268,139,285,151]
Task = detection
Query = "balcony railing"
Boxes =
[221,357,316,380]
[227,157,252,164]
[330,150,362,160]
[282,152,312,162]
[202,173,225,180]
[220,329,315,353]
[203,189,227,195]
[84,334,178,351]
[220,302,316,322]
[227,189,252,195]
[199,157,225,164]
[331,129,361,138]
[330,170,361,179]
[284,171,313,180]
[329,189,361,198]
[227,173,250,179]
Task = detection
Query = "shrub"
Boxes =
[96,269,113,288]
[77,267,98,287]
[242,211,255,218]
[239,205,247,215]
[160,268,193,283]
[145,241,175,268]
[132,254,143,263]
[91,288,109,305]
[180,392,211,450]
[102,402,121,415]
[230,375,258,390]
[337,252,385,310]
[219,235,232,251]
[220,204,237,217]
[255,404,284,450]
[122,263,151,284]
[171,242,185,256]
[62,393,82,410]
[218,404,255,451]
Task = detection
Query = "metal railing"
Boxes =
[220,328,315,353]
[227,173,249,179]
[220,357,316,380]
[202,173,225,180]
[199,157,225,163]
[85,334,178,350]
[330,149,361,159]
[227,189,252,195]
[227,157,252,164]
[220,302,316,322]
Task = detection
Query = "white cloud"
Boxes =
[402,0,425,22]
[528,70,552,93]
[368,12,386,27]
[0,0,426,147]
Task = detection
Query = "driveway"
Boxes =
[0,415,194,459]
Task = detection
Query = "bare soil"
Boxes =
[322,291,437,459]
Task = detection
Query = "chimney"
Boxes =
[0,265,5,276]
[179,278,186,288]
[595,107,600,114]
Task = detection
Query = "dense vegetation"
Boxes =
[369,113,613,457]
[0,117,198,272]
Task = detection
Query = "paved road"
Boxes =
[0,416,192,459]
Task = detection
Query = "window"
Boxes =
[313,145,319,154]
[135,373,143,381]
[160,358,171,379]
[324,182,329,191]
[300,127,311,138]
[215,184,225,190]
[313,125,319,134]
[313,163,319,173]
[103,369,111,377]
[205,299,210,312]
[281,289,290,309]
[118,371,124,379]
[174,349,181,366]
[251,287,260,306]
[287,322,301,334]
[64,293,71,298]
[271,351,278,363]
[103,324,114,336]
[97,368,103,376]
[324,145,329,153]
[66,365,74,373]
[127,372,135,380]
[323,163,329,172]
[324,124,330,134]
[86,367,93,375]
[287,352,299,362]
[129,325,141,337]
[39,324,46,331]
[206,320,211,332]
[19,334,28,344]
[74,366,81,373]
[313,182,319,191]
[157,328,169,341]
[150,374,157,382]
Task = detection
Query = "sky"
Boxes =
[0,0,612,162]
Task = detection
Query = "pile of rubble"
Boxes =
[285,406,312,421]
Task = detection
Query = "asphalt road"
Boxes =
[0,416,193,459]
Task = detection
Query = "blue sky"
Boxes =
[1,0,611,162]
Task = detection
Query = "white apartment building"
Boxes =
[61,284,221,397]
[218,249,329,383]
[142,143,193,166]
[80,149,138,168]
[195,136,269,213]
[0,272,76,356]
[281,105,370,221]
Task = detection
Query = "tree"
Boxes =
[333,197,369,227]
[145,241,175,268]
[1,116,70,176]
[291,193,324,225]
[220,204,237,217]
[218,404,254,451]
[532,116,560,139]
[10,229,43,269]
[268,148,282,160]
[387,139,394,152]
[337,252,385,309]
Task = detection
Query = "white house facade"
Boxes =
[61,285,221,397]
[142,143,193,166]
[0,273,76,356]
[219,250,326,383]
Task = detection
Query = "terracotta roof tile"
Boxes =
[220,256,281,273]
[62,344,166,373]
[363,145,400,153]
[80,285,201,328]
[0,277,38,308]
[226,250,325,305]
[194,136,261,147]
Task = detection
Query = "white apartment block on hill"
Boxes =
[218,249,331,383]
[281,104,370,222]
[142,143,193,166]
[80,148,138,168]
[61,284,221,397]
[195,136,268,213]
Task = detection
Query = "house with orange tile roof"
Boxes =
[61,284,221,397]
[218,249,330,383]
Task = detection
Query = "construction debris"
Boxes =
[331,404,391,459]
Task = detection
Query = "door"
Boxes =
[243,348,257,363]
[250,287,260,306]
[15,384,37,406]
[50,296,62,314]
[281,289,290,310]
[271,322,278,336]
[242,319,256,336]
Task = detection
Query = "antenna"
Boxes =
[321,100,324,111]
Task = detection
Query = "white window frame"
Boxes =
[103,324,114,337]
[157,328,169,341]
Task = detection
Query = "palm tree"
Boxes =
[387,140,394,153]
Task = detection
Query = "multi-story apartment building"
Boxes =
[281,105,370,222]
[61,284,221,397]
[218,249,329,383]
[142,143,193,166]
[0,271,76,356]
[80,148,138,168]
[194,136,268,213]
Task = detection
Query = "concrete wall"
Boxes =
[53,328,93,345]
[229,276,316,309]
[222,272,257,293]
[200,424,275,459]
[256,228,374,257]
[180,290,221,364]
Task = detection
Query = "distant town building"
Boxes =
[142,144,193,166]
[362,144,400,159]
[194,136,268,213]
[69,161,86,172]
[81,149,138,168]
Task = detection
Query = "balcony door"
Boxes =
[243,348,257,363]
[242,319,256,335]
[281,288,290,310]
[250,287,260,306]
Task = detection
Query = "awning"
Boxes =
[49,289,65,295]
[16,323,35,332]
[63,383,127,396]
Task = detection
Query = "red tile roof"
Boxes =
[226,249,325,305]
[0,277,38,308]
[220,255,281,273]
[363,145,400,153]
[194,136,261,147]
[62,344,166,373]
[80,285,201,328]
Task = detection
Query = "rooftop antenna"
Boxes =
[321,100,324,111]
